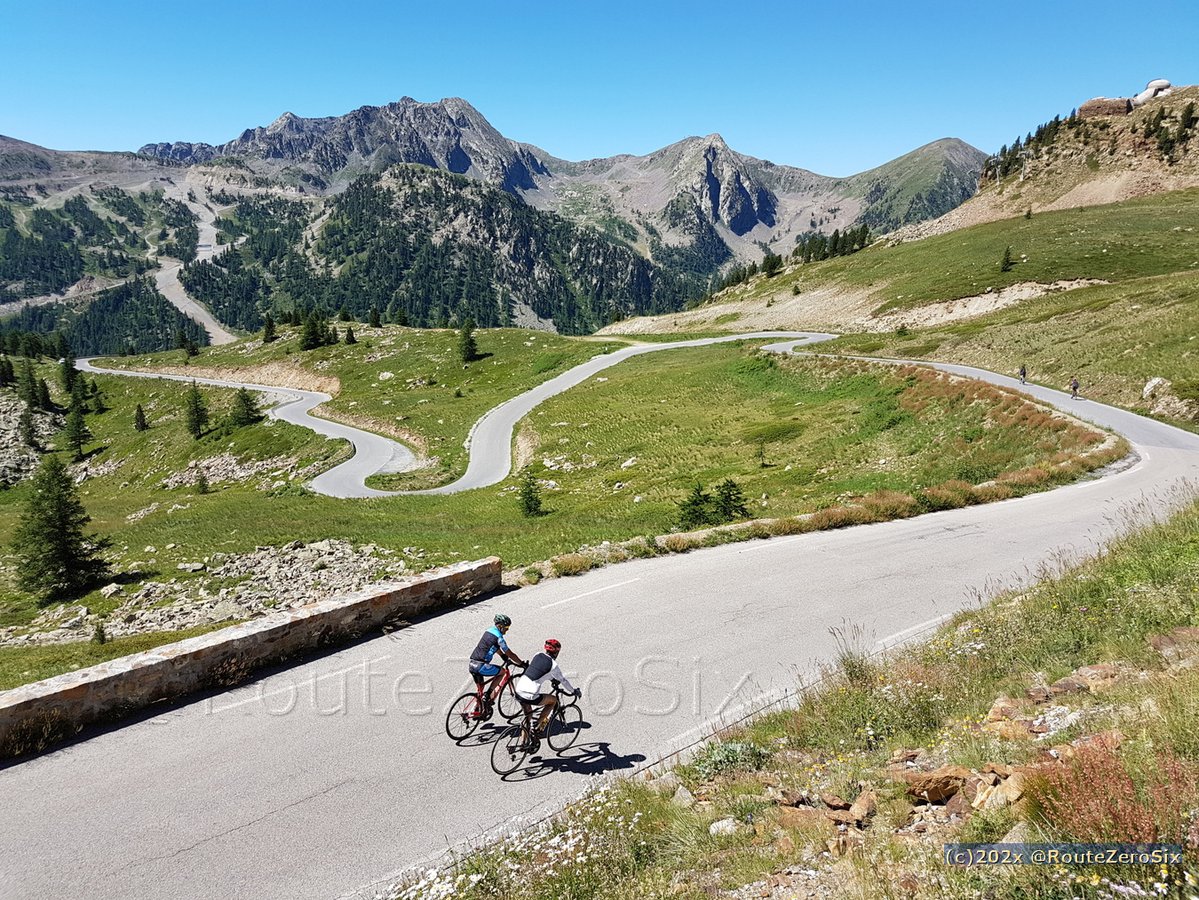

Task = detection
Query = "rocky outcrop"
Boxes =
[0,394,60,487]
[1079,97,1132,118]
[666,135,777,235]
[139,97,549,191]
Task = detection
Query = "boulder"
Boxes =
[1150,627,1199,664]
[671,785,696,809]
[1079,97,1132,118]
[902,765,972,804]
[777,806,830,831]
[709,817,742,836]
[820,792,851,810]
[848,790,877,824]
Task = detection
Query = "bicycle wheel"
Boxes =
[446,692,484,740]
[497,681,524,721]
[490,723,532,776]
[546,703,582,751]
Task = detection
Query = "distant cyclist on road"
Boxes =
[1018,364,1027,385]
[469,614,526,717]
[515,638,580,741]
[1070,375,1081,399]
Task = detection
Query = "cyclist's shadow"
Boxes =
[500,741,647,782]
[456,721,513,748]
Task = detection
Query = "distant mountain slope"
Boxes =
[2,96,985,339]
[135,96,986,266]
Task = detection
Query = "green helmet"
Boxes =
[494,614,512,628]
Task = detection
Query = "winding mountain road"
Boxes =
[8,343,1199,900]
[82,332,837,497]
[152,193,239,346]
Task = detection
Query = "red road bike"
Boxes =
[445,662,525,740]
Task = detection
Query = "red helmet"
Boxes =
[544,638,561,654]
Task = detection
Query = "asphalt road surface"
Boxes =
[7,358,1198,900]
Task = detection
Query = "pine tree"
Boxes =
[714,478,750,522]
[228,388,260,428]
[88,379,107,414]
[134,403,149,432]
[11,455,110,602]
[761,252,783,277]
[1000,246,1014,272]
[262,313,277,344]
[344,325,357,345]
[678,483,714,530]
[0,356,14,389]
[18,404,37,447]
[458,316,478,363]
[184,382,208,438]
[195,470,210,494]
[17,358,37,406]
[299,312,323,351]
[37,378,53,411]
[369,306,381,328]
[59,349,77,393]
[64,405,91,461]
[338,306,351,322]
[518,468,543,518]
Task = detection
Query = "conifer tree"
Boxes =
[518,468,543,518]
[0,356,14,389]
[299,312,323,351]
[458,316,478,363]
[18,405,37,447]
[262,313,277,344]
[369,306,381,328]
[37,378,53,411]
[59,349,77,393]
[88,379,107,414]
[678,483,714,530]
[17,358,37,406]
[228,388,260,428]
[64,405,91,461]
[134,403,149,432]
[714,478,750,522]
[344,326,357,345]
[1000,246,1014,272]
[184,382,208,438]
[11,455,110,601]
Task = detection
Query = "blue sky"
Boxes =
[3,0,1196,176]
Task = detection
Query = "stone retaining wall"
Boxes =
[0,557,502,758]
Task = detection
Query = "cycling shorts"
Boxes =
[469,661,501,677]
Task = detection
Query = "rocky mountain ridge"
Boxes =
[135,96,988,261]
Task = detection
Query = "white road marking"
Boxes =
[209,654,392,713]
[874,614,955,650]
[540,577,641,610]
[736,536,806,554]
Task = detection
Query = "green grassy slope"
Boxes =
[826,270,1199,424]
[722,188,1199,316]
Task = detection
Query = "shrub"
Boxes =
[661,534,695,553]
[551,553,592,577]
[920,480,977,511]
[691,740,771,781]
[1032,745,1199,844]
[860,490,920,519]
[522,566,542,585]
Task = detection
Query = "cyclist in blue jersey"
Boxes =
[469,614,527,716]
